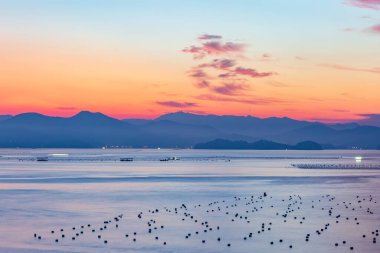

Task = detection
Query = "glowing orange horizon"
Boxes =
[0,1,379,124]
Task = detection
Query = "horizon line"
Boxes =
[0,110,376,126]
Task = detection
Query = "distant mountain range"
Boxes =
[0,111,379,149]
[194,139,323,150]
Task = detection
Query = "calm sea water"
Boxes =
[0,149,379,253]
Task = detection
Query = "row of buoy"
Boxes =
[33,192,378,252]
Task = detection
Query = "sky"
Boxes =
[0,0,379,123]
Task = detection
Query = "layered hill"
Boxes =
[0,111,379,148]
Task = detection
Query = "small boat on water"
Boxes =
[160,157,180,162]
[120,158,133,162]
[36,157,49,162]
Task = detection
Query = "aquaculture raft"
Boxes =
[291,163,380,170]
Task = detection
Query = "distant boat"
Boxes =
[160,157,180,162]
[36,157,48,162]
[120,157,133,162]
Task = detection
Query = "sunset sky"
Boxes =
[0,0,379,123]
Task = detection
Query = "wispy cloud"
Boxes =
[196,94,284,105]
[320,63,380,74]
[260,53,274,61]
[56,106,78,110]
[195,80,211,88]
[211,83,248,96]
[189,68,208,78]
[367,23,380,33]
[346,0,380,9]
[234,67,275,78]
[198,34,223,40]
[345,1,380,37]
[156,101,197,108]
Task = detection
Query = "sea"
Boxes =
[0,149,379,253]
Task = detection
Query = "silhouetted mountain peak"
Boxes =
[14,112,47,118]
[71,111,111,119]
[69,111,123,124]
[8,112,61,123]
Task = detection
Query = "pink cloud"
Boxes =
[211,83,248,96]
[368,23,380,33]
[195,80,210,88]
[218,72,235,79]
[183,34,277,97]
[189,68,208,78]
[203,41,245,54]
[182,41,246,59]
[199,58,236,70]
[198,34,222,40]
[234,67,275,78]
[188,67,211,89]
[346,0,380,9]
[156,101,197,108]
